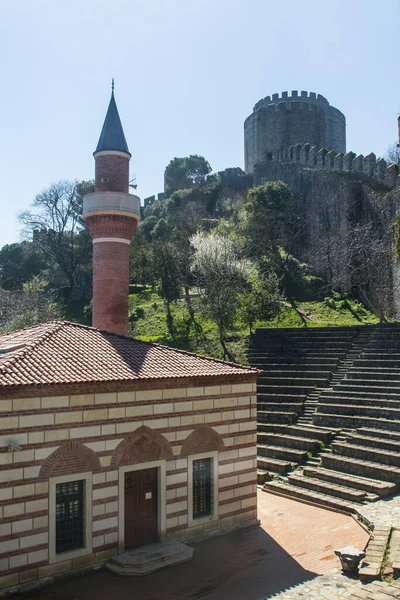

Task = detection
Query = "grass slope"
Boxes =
[129,292,380,365]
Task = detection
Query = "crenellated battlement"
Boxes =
[254,90,330,112]
[269,144,400,189]
[245,89,346,173]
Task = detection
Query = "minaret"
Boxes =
[83,82,140,335]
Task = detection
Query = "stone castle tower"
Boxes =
[244,90,346,173]
[83,85,140,335]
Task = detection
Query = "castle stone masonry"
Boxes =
[244,90,346,173]
[245,89,400,317]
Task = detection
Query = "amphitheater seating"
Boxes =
[250,324,400,512]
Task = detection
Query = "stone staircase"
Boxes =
[250,324,400,513]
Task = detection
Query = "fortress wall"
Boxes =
[253,160,400,317]
[272,144,400,189]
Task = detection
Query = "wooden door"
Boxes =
[124,467,158,550]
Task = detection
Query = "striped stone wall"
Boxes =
[0,378,257,591]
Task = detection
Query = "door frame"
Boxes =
[118,460,166,553]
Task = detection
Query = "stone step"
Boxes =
[317,403,400,420]
[262,480,359,513]
[351,364,400,373]
[257,393,306,403]
[106,541,194,576]
[257,402,304,414]
[320,452,400,483]
[258,370,332,379]
[257,385,317,395]
[303,466,395,497]
[347,370,400,381]
[357,427,400,442]
[259,377,327,387]
[287,473,369,503]
[347,433,400,453]
[257,432,320,450]
[318,395,400,408]
[332,441,400,467]
[252,359,340,367]
[313,412,400,432]
[257,469,270,485]
[256,422,335,442]
[257,410,298,425]
[257,455,292,474]
[337,380,400,390]
[323,388,400,401]
[361,352,400,360]
[359,526,391,583]
[257,444,308,462]
[355,359,400,368]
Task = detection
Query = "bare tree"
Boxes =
[19,180,93,292]
[385,142,400,166]
[0,276,63,333]
[347,223,393,321]
[190,232,251,360]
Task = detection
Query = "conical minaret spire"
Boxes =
[95,81,130,155]
[82,86,140,336]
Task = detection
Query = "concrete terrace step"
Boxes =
[332,441,400,468]
[318,395,400,409]
[257,393,306,403]
[251,359,340,367]
[257,403,304,414]
[257,444,308,462]
[258,369,333,378]
[258,377,328,387]
[346,433,400,453]
[320,452,400,483]
[257,385,317,395]
[337,380,400,390]
[357,427,400,442]
[313,412,400,432]
[287,473,371,503]
[257,410,298,425]
[257,455,292,474]
[256,423,335,443]
[317,403,400,420]
[262,480,359,513]
[303,466,396,498]
[322,388,400,401]
[257,432,320,451]
[347,370,400,380]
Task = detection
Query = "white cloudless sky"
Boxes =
[1,0,399,245]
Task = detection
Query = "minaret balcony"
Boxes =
[83,191,141,222]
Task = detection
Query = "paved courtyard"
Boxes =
[16,490,369,600]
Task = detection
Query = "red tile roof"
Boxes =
[0,321,258,389]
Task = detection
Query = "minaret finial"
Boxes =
[111,78,115,94]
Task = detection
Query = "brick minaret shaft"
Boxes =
[83,86,140,335]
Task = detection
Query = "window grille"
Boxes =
[55,480,85,554]
[192,458,213,519]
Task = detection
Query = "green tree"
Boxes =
[243,182,307,324]
[164,155,212,196]
[152,240,181,335]
[0,242,46,290]
[239,271,281,334]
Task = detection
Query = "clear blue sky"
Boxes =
[1,0,399,246]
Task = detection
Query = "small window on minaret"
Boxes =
[101,177,109,183]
